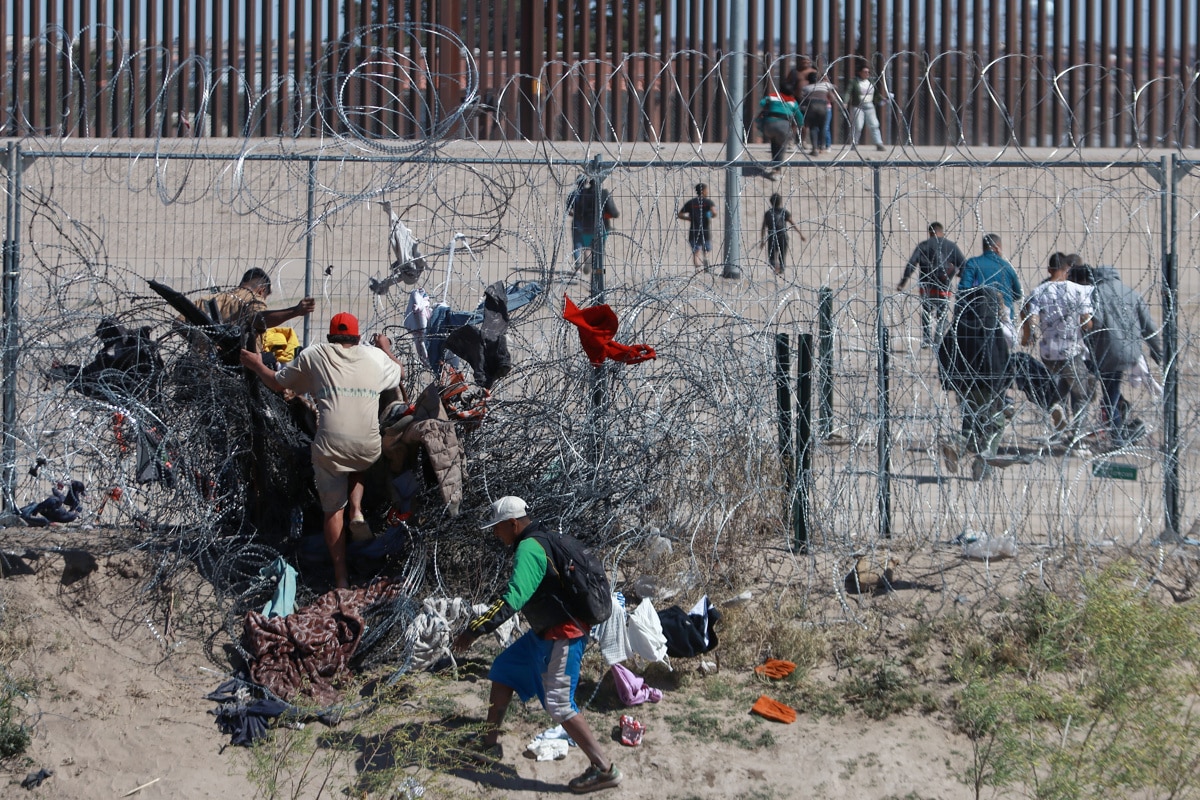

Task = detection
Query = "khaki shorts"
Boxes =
[313,456,351,513]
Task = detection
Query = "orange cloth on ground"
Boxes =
[751,695,797,724]
[754,658,797,679]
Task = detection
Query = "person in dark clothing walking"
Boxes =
[897,222,968,347]
[678,183,717,271]
[1075,264,1163,447]
[938,286,1014,479]
[567,178,620,276]
[759,193,806,274]
[452,496,621,794]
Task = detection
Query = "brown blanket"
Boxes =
[243,580,401,705]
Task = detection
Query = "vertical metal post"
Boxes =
[775,333,793,468]
[1162,155,1180,539]
[590,158,609,413]
[878,328,892,537]
[303,157,316,347]
[874,165,891,537]
[590,156,606,301]
[2,144,21,512]
[795,333,813,553]
[818,286,834,438]
[721,0,746,279]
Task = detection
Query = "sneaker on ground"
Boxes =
[569,763,622,794]
[875,144,886,151]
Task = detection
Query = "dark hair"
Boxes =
[327,333,360,345]
[982,233,1001,252]
[781,67,802,96]
[1067,263,1093,285]
[769,193,783,208]
[928,222,944,235]
[695,183,707,193]
[241,267,272,295]
[1048,251,1066,271]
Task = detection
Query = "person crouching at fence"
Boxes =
[240,313,405,589]
[452,496,622,794]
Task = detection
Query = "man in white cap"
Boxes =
[240,312,404,589]
[452,496,621,794]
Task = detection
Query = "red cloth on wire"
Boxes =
[562,296,657,366]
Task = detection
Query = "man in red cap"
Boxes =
[241,313,404,588]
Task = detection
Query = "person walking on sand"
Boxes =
[760,193,806,274]
[567,177,620,276]
[897,222,967,347]
[1019,252,1095,440]
[958,233,1023,328]
[240,313,404,589]
[847,64,887,152]
[452,496,622,794]
[800,71,838,156]
[678,183,717,272]
[756,75,804,178]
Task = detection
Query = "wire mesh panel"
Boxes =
[5,140,1190,666]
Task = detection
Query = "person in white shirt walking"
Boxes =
[847,65,886,152]
[1020,253,1095,439]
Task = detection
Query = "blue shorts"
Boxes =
[488,629,583,724]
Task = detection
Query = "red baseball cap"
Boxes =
[329,312,359,337]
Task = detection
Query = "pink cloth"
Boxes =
[610,663,663,706]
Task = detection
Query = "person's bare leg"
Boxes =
[346,473,365,522]
[481,682,515,747]
[324,507,349,589]
[561,713,612,772]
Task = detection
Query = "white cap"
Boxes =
[480,496,528,529]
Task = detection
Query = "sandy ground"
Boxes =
[0,530,988,800]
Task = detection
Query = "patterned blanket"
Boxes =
[243,580,402,705]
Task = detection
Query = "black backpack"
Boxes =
[528,530,613,627]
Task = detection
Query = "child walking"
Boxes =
[760,193,806,275]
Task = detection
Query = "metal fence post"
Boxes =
[775,333,793,467]
[818,286,834,439]
[1162,154,1181,540]
[795,332,813,553]
[721,6,746,280]
[2,143,21,512]
[303,156,316,347]
[874,166,891,537]
[590,156,606,301]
